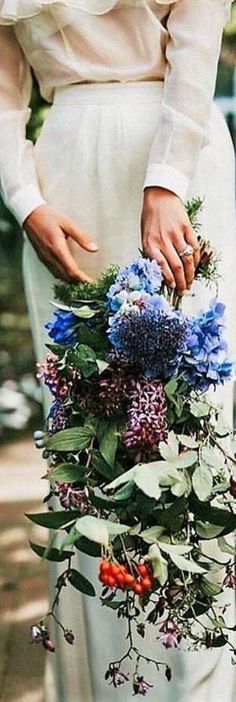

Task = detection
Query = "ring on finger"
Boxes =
[179,244,194,258]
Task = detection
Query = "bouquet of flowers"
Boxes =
[30,200,236,694]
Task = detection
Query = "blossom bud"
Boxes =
[230,476,236,498]
[64,630,75,645]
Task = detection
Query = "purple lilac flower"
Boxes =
[108,307,188,380]
[45,310,78,345]
[180,300,234,392]
[133,676,153,696]
[107,257,163,312]
[105,667,129,688]
[123,378,167,450]
[57,483,99,515]
[49,399,71,433]
[159,619,180,649]
[37,354,80,399]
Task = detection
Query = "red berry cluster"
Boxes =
[99,560,154,595]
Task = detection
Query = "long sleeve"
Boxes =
[0,26,46,225]
[143,0,231,200]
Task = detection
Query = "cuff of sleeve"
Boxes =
[143,164,189,202]
[8,185,47,226]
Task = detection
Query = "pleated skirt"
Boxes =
[23,81,236,702]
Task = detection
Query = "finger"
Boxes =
[62,218,98,253]
[184,224,201,268]
[161,241,187,295]
[144,242,176,288]
[173,234,195,289]
[52,235,93,283]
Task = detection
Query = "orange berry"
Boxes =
[100,560,110,573]
[110,564,121,578]
[134,582,143,595]
[107,575,116,588]
[116,572,125,587]
[137,564,149,578]
[141,576,153,591]
[124,573,135,588]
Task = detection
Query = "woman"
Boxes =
[0,1,235,700]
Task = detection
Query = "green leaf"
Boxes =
[48,463,86,483]
[192,461,213,501]
[200,577,222,597]
[164,378,178,399]
[91,451,121,480]
[172,451,198,469]
[75,515,130,546]
[139,526,165,543]
[46,342,68,357]
[158,542,193,557]
[178,435,199,449]
[26,511,79,529]
[134,468,161,501]
[148,544,168,585]
[102,600,124,610]
[46,426,94,452]
[76,515,109,546]
[68,344,97,377]
[73,306,98,319]
[100,421,119,468]
[169,553,206,574]
[159,432,179,462]
[67,568,96,596]
[190,497,236,532]
[171,471,192,497]
[30,542,72,562]
[96,359,109,374]
[105,466,137,492]
[218,535,236,556]
[78,323,109,353]
[196,522,224,539]
[201,447,225,471]
[190,400,210,418]
[112,482,134,502]
[153,496,188,528]
[75,536,102,557]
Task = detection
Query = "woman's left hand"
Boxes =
[141,187,200,295]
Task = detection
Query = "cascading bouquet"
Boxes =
[29,199,236,694]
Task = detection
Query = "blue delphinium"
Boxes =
[107,257,163,312]
[45,310,78,345]
[180,299,234,391]
[108,305,188,379]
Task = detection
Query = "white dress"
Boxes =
[0,2,235,701]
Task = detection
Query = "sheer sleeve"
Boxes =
[143,0,230,200]
[0,26,46,225]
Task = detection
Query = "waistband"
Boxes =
[53,81,164,106]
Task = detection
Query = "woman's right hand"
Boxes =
[24,204,98,282]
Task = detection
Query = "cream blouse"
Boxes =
[0,0,232,225]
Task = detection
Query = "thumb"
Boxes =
[62,217,98,252]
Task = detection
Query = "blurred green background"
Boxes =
[0,10,236,441]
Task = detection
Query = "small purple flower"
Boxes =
[108,307,188,380]
[49,399,71,434]
[31,624,55,652]
[123,378,167,450]
[229,476,236,498]
[223,569,236,589]
[64,629,75,645]
[105,667,129,688]
[45,310,78,345]
[159,619,180,649]
[133,676,153,696]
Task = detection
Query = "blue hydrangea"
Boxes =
[108,306,188,380]
[45,310,78,345]
[107,257,163,312]
[180,299,234,391]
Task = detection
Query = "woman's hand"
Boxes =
[141,187,200,295]
[24,204,98,282]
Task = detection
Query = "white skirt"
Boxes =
[23,81,236,702]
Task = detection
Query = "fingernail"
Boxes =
[89,242,98,252]
[170,283,176,289]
